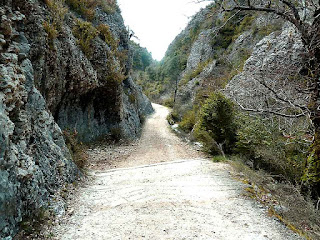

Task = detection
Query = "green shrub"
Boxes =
[179,109,196,132]
[97,0,118,14]
[43,21,58,40]
[302,136,320,194]
[66,0,118,19]
[43,0,67,45]
[232,15,255,41]
[73,19,98,56]
[180,59,212,86]
[212,155,226,162]
[105,57,126,84]
[128,93,136,104]
[253,23,283,39]
[194,92,237,155]
[167,109,181,125]
[97,24,118,51]
[211,13,255,50]
[44,0,68,29]
[97,24,128,84]
[236,113,310,183]
[66,0,96,20]
[163,98,175,108]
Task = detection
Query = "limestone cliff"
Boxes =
[143,3,306,124]
[0,0,152,238]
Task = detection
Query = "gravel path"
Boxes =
[53,104,302,240]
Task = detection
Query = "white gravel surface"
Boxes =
[52,104,302,240]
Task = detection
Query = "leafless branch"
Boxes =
[236,102,307,118]
[259,80,309,111]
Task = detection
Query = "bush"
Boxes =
[180,59,212,86]
[179,109,196,132]
[97,24,118,51]
[253,23,283,39]
[166,109,181,125]
[128,93,136,104]
[105,57,126,84]
[194,92,237,155]
[73,19,98,56]
[236,113,310,183]
[211,13,254,50]
[212,155,226,162]
[163,97,175,108]
[97,0,118,14]
[66,0,96,20]
[43,0,67,45]
[44,0,68,29]
[43,21,58,41]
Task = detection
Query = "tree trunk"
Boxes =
[173,78,178,104]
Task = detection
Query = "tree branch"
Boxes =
[222,0,311,45]
[236,102,307,118]
[280,0,301,22]
[259,80,309,111]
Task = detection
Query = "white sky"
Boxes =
[117,0,211,60]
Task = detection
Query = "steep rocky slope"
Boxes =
[0,0,152,238]
[138,3,307,118]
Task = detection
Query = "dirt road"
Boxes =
[53,104,302,240]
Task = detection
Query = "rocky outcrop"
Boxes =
[14,0,152,142]
[0,0,152,238]
[174,8,286,114]
[0,6,79,238]
[224,26,308,113]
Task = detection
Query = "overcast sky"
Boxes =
[117,0,211,60]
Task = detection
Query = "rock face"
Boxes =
[0,6,79,238]
[224,26,308,113]
[0,0,152,238]
[169,5,305,121]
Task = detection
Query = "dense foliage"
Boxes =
[236,114,310,183]
[194,92,237,155]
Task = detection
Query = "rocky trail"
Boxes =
[51,104,302,240]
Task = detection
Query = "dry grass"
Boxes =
[229,156,320,240]
[63,130,89,170]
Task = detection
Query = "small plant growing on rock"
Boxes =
[43,21,58,41]
[66,0,96,20]
[97,0,118,14]
[73,19,98,56]
[44,0,68,30]
[105,57,126,84]
[180,59,212,86]
[97,24,118,50]
[43,0,67,46]
[63,130,88,169]
[179,109,197,132]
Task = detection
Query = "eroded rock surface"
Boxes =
[224,26,307,112]
[0,0,152,238]
[0,6,79,238]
